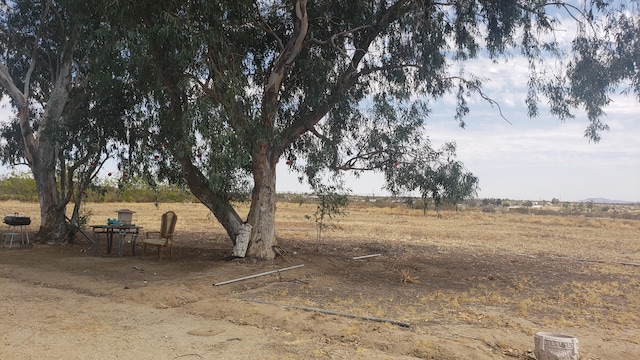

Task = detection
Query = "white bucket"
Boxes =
[232,224,252,258]
[116,209,135,224]
[534,332,579,360]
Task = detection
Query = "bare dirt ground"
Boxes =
[1,201,639,359]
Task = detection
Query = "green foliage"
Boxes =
[87,178,196,203]
[105,1,639,218]
[74,203,93,230]
[385,142,478,214]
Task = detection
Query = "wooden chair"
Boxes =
[140,211,177,261]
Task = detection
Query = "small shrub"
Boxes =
[481,206,496,213]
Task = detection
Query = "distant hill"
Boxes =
[580,198,638,204]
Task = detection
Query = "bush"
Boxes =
[0,172,37,201]
[0,173,198,203]
[481,206,496,213]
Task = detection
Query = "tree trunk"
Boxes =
[38,197,70,244]
[32,139,72,243]
[179,155,245,242]
[240,0,308,260]
[181,152,278,260]
[167,85,249,252]
[0,62,72,244]
[246,153,277,259]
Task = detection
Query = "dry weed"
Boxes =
[400,269,420,283]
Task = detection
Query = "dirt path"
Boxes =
[2,238,639,359]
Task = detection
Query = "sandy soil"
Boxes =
[1,201,639,359]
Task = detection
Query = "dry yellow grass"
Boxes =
[2,200,639,347]
[3,199,638,268]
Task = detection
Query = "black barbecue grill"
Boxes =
[3,213,31,248]
[4,215,31,226]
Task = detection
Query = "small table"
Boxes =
[91,224,142,257]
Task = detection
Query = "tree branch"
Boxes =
[358,60,514,126]
[333,149,387,171]
[449,76,513,125]
[23,0,53,98]
[252,0,284,51]
[0,64,28,108]
[516,1,598,34]
[304,122,330,142]
[305,24,372,56]
[262,0,308,128]
[278,0,412,155]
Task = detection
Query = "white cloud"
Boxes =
[335,76,640,201]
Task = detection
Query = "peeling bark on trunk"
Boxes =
[246,153,277,259]
[32,142,71,243]
[30,58,74,242]
[0,44,74,244]
[262,0,308,127]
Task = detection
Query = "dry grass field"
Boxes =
[1,200,639,359]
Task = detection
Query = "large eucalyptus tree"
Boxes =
[0,0,138,242]
[113,0,638,259]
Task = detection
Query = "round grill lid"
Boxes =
[4,215,31,226]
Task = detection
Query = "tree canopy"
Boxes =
[1,0,638,257]
[0,0,144,239]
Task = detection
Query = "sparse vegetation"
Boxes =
[0,172,197,203]
[2,173,637,220]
